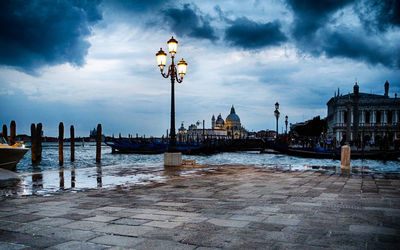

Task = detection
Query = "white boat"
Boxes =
[0,137,28,170]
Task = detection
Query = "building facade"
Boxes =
[326,81,400,145]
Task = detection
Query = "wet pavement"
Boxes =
[0,165,399,249]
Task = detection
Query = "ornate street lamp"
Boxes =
[285,115,288,134]
[274,102,280,140]
[156,36,187,150]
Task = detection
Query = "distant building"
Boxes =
[90,128,97,138]
[254,130,276,140]
[178,122,187,135]
[186,105,248,139]
[326,81,400,144]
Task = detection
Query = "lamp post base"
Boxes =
[164,152,182,167]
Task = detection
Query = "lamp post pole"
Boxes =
[285,115,288,135]
[156,37,188,151]
[274,102,280,140]
[170,57,176,147]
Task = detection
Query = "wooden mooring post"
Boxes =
[36,123,42,161]
[2,124,7,141]
[31,124,37,163]
[10,120,16,145]
[30,123,42,164]
[96,124,102,163]
[59,122,64,166]
[341,145,351,171]
[70,125,75,162]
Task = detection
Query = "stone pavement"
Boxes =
[0,165,399,249]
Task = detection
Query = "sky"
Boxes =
[0,0,399,137]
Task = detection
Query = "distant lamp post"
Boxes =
[274,102,280,140]
[156,36,187,150]
[285,115,288,135]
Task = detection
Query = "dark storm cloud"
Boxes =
[355,0,400,32]
[104,0,168,12]
[0,0,102,75]
[224,18,287,49]
[285,0,354,40]
[163,4,218,41]
[285,0,400,69]
[318,28,399,68]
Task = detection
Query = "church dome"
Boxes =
[216,114,225,125]
[226,106,240,123]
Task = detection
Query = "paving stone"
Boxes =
[62,220,108,230]
[143,220,183,229]
[349,225,397,235]
[229,214,264,222]
[291,202,322,207]
[245,206,280,213]
[152,210,201,217]
[48,240,107,250]
[195,247,222,250]
[265,216,300,226]
[95,206,126,212]
[34,227,101,241]
[207,218,249,228]
[130,213,173,221]
[93,224,153,236]
[90,235,144,247]
[248,222,286,231]
[31,217,74,227]
[135,239,196,250]
[84,215,119,222]
[171,216,207,223]
[0,241,28,250]
[112,218,149,226]
[155,202,187,207]
[1,214,43,223]
[141,227,193,242]
[0,230,63,248]
[34,210,68,217]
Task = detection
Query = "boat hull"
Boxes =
[0,148,29,170]
[265,142,400,161]
[106,140,207,155]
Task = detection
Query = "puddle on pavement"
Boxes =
[1,163,399,197]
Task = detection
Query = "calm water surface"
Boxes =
[2,144,399,197]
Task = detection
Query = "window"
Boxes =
[365,111,370,124]
[387,111,393,124]
[376,111,381,123]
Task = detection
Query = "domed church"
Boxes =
[211,105,248,139]
[186,105,248,140]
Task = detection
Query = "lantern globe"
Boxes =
[177,58,187,77]
[167,36,178,56]
[156,48,167,69]
[275,102,279,110]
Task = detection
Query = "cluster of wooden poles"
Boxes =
[51,123,103,166]
[2,120,16,145]
[2,121,103,166]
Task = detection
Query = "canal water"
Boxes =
[2,144,400,196]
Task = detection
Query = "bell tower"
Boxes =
[384,80,389,97]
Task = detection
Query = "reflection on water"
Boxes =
[97,165,102,188]
[71,167,75,188]
[59,167,64,190]
[1,146,399,197]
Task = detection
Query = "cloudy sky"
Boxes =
[0,0,399,137]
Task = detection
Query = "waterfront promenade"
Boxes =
[0,165,399,249]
